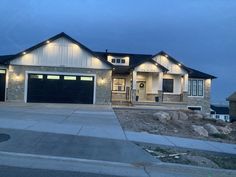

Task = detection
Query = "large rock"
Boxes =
[217,126,232,134]
[204,123,220,134]
[178,111,188,121]
[192,125,209,137]
[153,111,171,123]
[169,111,179,121]
[189,113,204,119]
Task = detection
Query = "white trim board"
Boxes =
[24,71,97,104]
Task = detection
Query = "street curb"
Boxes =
[0,151,149,177]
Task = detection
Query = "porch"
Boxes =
[111,70,189,105]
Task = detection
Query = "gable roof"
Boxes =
[95,51,168,73]
[151,51,216,79]
[0,32,112,67]
[211,105,229,114]
[227,92,236,101]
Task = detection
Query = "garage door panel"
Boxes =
[27,73,94,104]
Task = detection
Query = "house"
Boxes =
[210,105,230,122]
[226,92,236,122]
[0,32,216,113]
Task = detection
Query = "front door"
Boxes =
[0,69,6,101]
[137,81,146,101]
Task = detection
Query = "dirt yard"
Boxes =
[114,108,236,144]
[141,144,236,169]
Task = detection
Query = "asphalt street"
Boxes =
[0,165,128,177]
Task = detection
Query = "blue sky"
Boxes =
[0,0,235,104]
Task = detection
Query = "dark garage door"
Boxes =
[0,69,6,101]
[27,74,94,104]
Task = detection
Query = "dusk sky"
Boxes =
[0,0,235,104]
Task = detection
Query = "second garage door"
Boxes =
[27,73,94,104]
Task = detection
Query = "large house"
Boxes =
[0,32,216,113]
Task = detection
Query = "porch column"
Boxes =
[131,70,137,103]
[157,72,163,102]
[182,74,188,102]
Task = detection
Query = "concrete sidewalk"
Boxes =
[125,131,236,155]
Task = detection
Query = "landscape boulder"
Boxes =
[217,126,232,134]
[178,111,188,121]
[169,111,179,121]
[189,113,204,119]
[204,123,220,134]
[192,125,209,137]
[153,111,171,123]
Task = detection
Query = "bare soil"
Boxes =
[114,108,236,144]
[141,144,236,169]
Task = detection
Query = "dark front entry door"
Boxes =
[27,73,94,104]
[0,69,6,101]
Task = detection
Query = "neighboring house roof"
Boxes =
[211,105,229,115]
[227,92,236,101]
[0,55,17,65]
[0,32,113,67]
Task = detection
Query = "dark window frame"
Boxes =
[163,79,174,93]
[189,79,204,97]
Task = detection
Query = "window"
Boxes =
[188,106,202,111]
[0,69,6,74]
[111,59,116,63]
[188,79,204,96]
[111,58,126,64]
[116,59,121,63]
[47,75,60,80]
[64,76,76,80]
[113,78,125,91]
[216,115,220,119]
[30,74,43,79]
[163,79,174,93]
[81,76,93,81]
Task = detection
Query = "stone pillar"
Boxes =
[157,90,163,103]
[182,91,188,103]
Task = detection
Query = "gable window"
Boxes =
[116,59,121,63]
[111,59,116,63]
[188,79,204,96]
[163,79,174,93]
[113,78,125,91]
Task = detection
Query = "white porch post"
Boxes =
[183,74,189,92]
[131,70,137,103]
[157,72,163,102]
[182,74,188,102]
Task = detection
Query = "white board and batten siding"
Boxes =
[153,55,187,75]
[10,37,110,70]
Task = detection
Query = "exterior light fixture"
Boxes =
[178,63,182,66]
[165,54,168,58]
[46,40,50,44]
[22,52,26,55]
[155,63,158,66]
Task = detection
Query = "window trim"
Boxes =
[112,78,126,92]
[163,79,174,93]
[188,79,204,97]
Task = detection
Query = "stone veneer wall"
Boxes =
[7,65,112,104]
[187,79,211,114]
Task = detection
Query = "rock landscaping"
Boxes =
[114,108,236,144]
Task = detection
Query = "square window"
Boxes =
[116,59,121,63]
[121,59,125,63]
[111,59,116,63]
[163,79,173,93]
[113,78,125,91]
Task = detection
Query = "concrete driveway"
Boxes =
[0,103,126,140]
